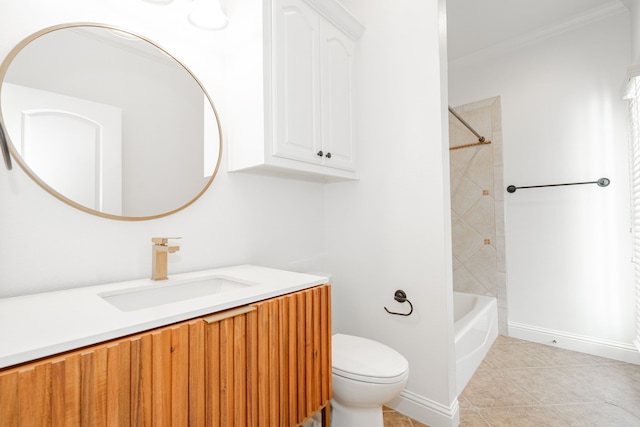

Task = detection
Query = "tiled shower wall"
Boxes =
[449,97,507,334]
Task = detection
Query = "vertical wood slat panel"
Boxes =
[269,299,280,426]
[257,300,270,427]
[171,324,190,426]
[296,291,307,420]
[130,337,142,427]
[203,308,256,427]
[251,287,334,426]
[219,317,235,426]
[106,341,131,427]
[279,297,288,427]
[313,287,322,410]
[17,368,36,426]
[51,361,65,427]
[287,295,298,425]
[324,285,333,401]
[96,347,109,426]
[80,351,95,427]
[34,363,53,427]
[189,320,206,426]
[131,334,153,427]
[246,309,259,427]
[206,320,221,427]
[152,329,172,426]
[62,354,81,427]
[81,347,108,427]
[233,314,247,426]
[118,341,133,427]
[305,290,314,415]
[0,370,18,426]
[12,320,200,427]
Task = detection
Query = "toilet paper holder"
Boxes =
[384,290,413,316]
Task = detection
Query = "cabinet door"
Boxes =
[129,320,201,426]
[253,284,332,426]
[201,285,331,427]
[0,319,202,426]
[272,0,323,166]
[320,21,357,172]
[201,305,258,427]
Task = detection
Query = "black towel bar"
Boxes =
[507,177,610,193]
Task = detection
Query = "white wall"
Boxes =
[630,0,640,63]
[0,0,326,297]
[328,0,457,425]
[0,0,456,424]
[449,9,638,362]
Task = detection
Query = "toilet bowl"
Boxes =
[331,334,409,427]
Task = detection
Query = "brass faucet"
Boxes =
[151,237,181,280]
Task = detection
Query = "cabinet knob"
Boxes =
[325,152,332,159]
[317,150,323,157]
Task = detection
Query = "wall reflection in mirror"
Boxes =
[0,24,222,220]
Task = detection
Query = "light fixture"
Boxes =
[142,0,174,4]
[188,0,228,31]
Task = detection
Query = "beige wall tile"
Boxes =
[450,96,508,342]
[462,196,496,239]
[492,130,504,167]
[454,264,488,294]
[452,219,485,263]
[495,236,506,271]
[465,146,494,190]
[465,254,497,295]
[451,175,483,216]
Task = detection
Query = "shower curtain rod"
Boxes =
[448,106,491,150]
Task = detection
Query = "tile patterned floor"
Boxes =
[383,406,430,426]
[385,335,640,426]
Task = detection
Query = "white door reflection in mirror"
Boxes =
[2,82,122,213]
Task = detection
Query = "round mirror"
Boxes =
[0,23,222,220]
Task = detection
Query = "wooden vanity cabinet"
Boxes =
[0,284,332,426]
[0,316,203,426]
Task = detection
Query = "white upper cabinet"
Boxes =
[272,0,322,167]
[228,0,364,181]
[319,20,356,172]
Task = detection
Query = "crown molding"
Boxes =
[449,0,627,70]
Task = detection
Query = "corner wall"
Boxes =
[0,0,326,299]
[327,0,458,425]
[449,8,638,363]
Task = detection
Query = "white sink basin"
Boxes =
[100,276,253,311]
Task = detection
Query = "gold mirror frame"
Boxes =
[0,23,223,221]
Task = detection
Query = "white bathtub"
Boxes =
[453,292,498,395]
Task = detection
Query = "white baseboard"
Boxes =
[387,389,459,427]
[509,321,640,365]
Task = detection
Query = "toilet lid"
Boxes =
[332,334,409,384]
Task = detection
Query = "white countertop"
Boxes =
[0,265,329,369]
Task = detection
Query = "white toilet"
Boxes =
[331,333,409,427]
